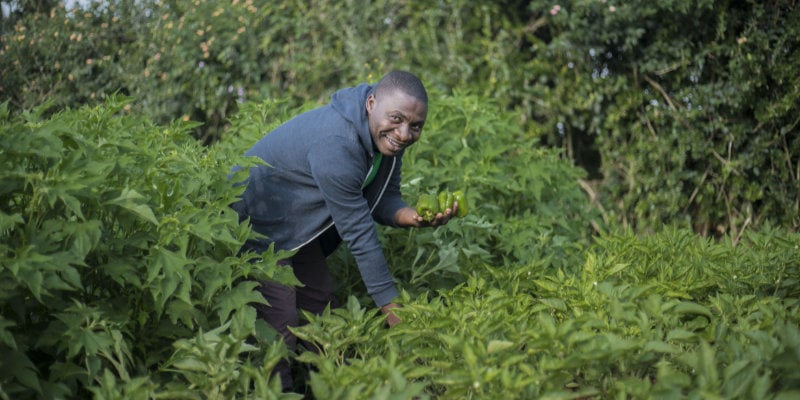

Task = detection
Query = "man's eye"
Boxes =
[390,115,401,122]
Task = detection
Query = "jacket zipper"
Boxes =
[290,157,396,251]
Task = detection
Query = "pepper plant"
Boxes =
[0,98,299,399]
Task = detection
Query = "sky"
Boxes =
[2,0,93,17]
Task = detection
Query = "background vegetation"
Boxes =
[3,0,798,235]
[1,0,798,398]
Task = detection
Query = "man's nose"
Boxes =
[396,124,411,140]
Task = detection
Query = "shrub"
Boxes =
[523,0,800,234]
[293,227,800,398]
[0,98,297,399]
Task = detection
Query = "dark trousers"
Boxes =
[252,238,340,390]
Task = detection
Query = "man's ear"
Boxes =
[365,94,375,114]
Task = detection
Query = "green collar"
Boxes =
[362,153,383,188]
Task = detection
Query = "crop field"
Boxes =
[2,1,798,398]
[1,96,798,399]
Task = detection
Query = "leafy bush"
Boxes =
[525,0,800,234]
[0,2,141,115]
[0,0,524,143]
[0,98,298,399]
[293,227,800,399]
[2,1,799,396]
[314,91,597,301]
[3,0,797,233]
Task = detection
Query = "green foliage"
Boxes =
[0,0,524,143]
[2,0,797,233]
[0,98,296,399]
[526,0,800,234]
[319,92,596,301]
[0,2,142,115]
[2,1,799,397]
[293,227,800,399]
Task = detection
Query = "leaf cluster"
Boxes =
[293,227,800,399]
[321,91,597,301]
[2,0,798,233]
[0,99,296,399]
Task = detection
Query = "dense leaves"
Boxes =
[2,0,798,232]
[1,0,799,398]
[0,99,298,399]
[524,0,800,234]
[1,90,798,399]
[295,228,800,399]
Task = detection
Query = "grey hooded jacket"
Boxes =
[235,83,407,306]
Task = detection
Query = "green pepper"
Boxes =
[438,190,454,213]
[416,193,437,222]
[452,190,468,217]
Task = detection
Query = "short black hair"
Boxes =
[374,70,428,105]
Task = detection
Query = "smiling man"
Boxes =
[233,70,457,390]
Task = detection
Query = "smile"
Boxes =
[384,135,406,150]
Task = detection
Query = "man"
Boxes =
[233,70,457,389]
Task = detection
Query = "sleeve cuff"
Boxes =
[371,286,400,307]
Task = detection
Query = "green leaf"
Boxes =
[18,269,46,301]
[644,340,679,354]
[0,211,24,236]
[666,329,697,341]
[462,343,478,369]
[487,339,515,354]
[75,329,114,358]
[0,349,42,394]
[213,281,267,323]
[0,315,18,349]
[673,302,713,318]
[722,360,756,398]
[104,188,158,225]
[538,298,567,312]
[170,357,208,373]
[64,219,102,259]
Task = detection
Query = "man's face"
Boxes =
[366,89,427,156]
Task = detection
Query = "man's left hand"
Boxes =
[395,204,458,227]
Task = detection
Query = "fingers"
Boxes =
[385,310,401,327]
[381,303,402,328]
[412,202,459,227]
[431,204,457,225]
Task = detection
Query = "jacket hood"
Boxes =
[330,83,375,155]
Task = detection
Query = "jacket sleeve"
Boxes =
[307,136,399,306]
